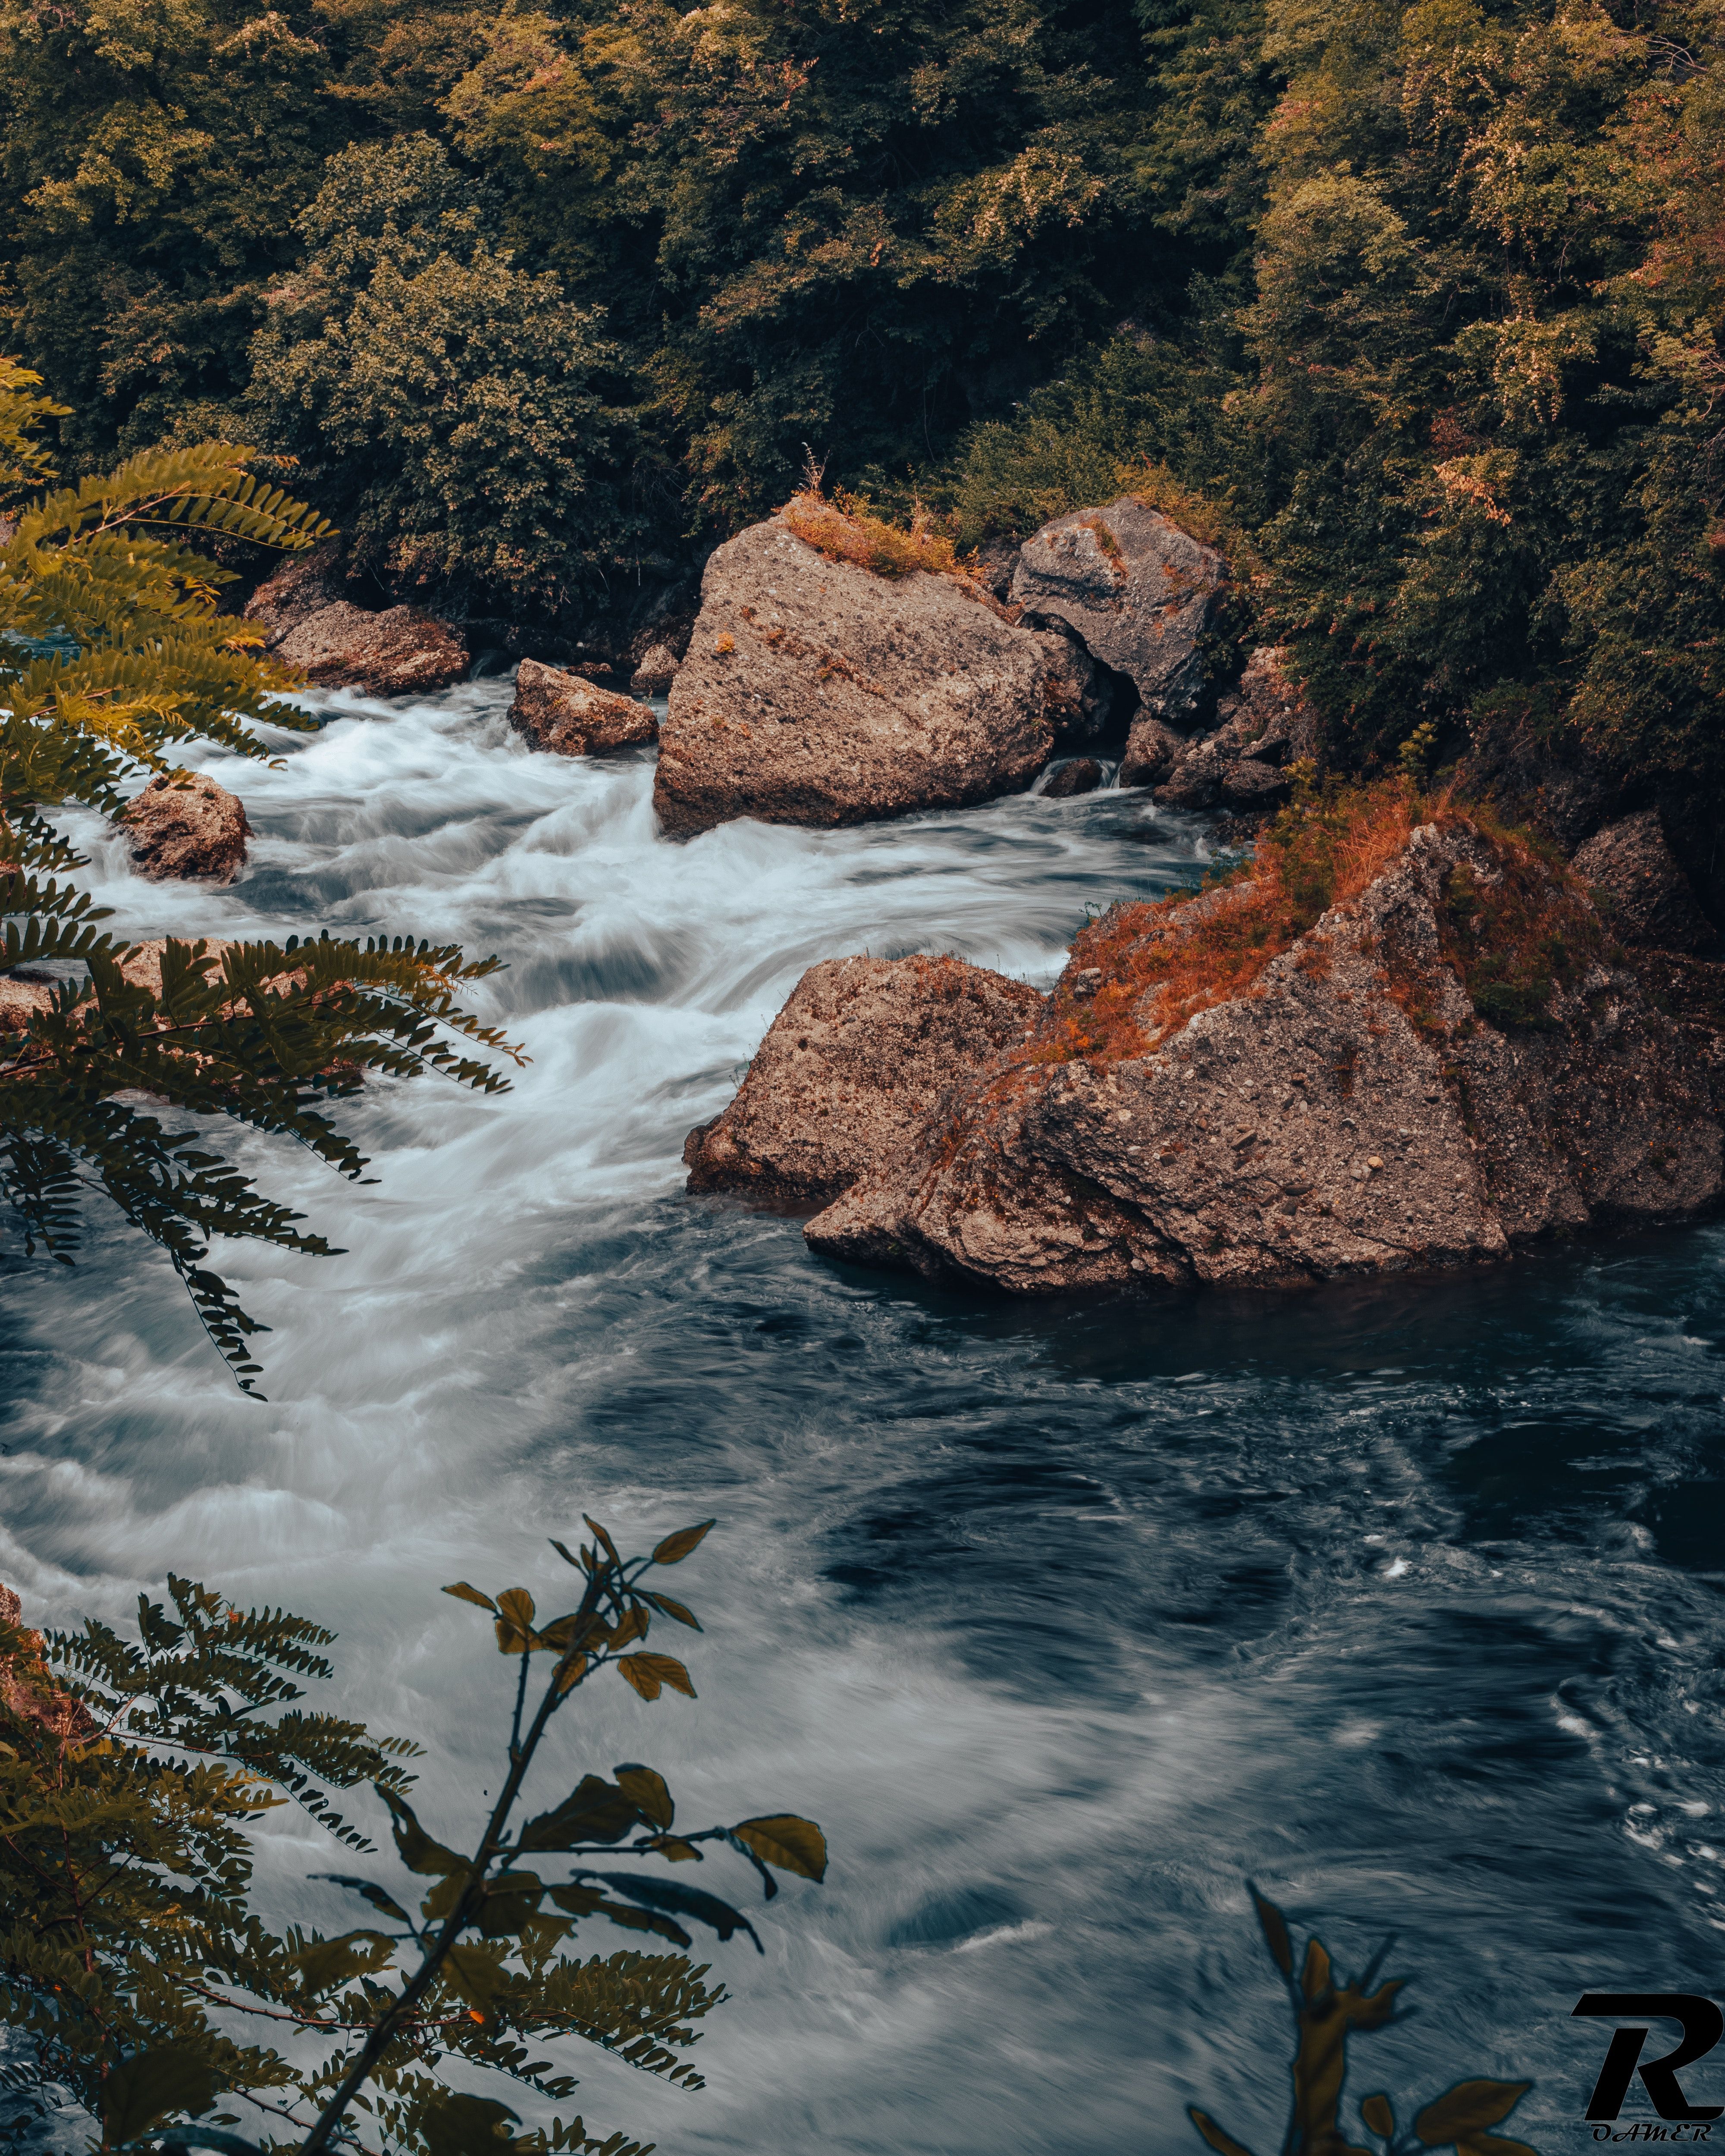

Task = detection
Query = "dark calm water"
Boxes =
[4,681,1724,2151]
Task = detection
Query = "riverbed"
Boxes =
[5,679,1724,2148]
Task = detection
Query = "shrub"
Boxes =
[778,487,962,580]
[0,1517,825,2155]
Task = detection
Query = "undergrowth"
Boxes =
[1429,802,1606,1034]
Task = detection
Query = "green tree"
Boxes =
[0,1516,826,2153]
[0,0,342,464]
[246,138,647,610]
[0,360,518,1391]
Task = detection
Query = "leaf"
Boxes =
[1361,2094,1396,2139]
[549,1882,608,1920]
[643,1834,703,1862]
[494,1586,538,1653]
[583,1515,622,1565]
[309,1873,412,1924]
[1187,2108,1258,2156]
[442,1941,505,2009]
[478,1872,546,1938]
[554,1652,590,1696]
[518,1774,640,1850]
[1249,1882,1293,1979]
[651,1521,715,1567]
[101,2050,220,2143]
[549,1538,584,1568]
[731,1814,827,1883]
[643,1591,702,1630]
[597,1873,764,1952]
[595,1899,693,1947]
[1413,2083,1531,2146]
[289,1929,397,1996]
[615,1764,674,1830]
[617,1653,696,1702]
[420,2091,521,2156]
[442,1582,498,1613]
[377,1785,466,1875]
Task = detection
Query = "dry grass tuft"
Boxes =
[1034,780,1419,1065]
[778,488,962,580]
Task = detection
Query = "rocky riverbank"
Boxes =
[687,793,1725,1294]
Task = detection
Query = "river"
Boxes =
[4,678,1725,2150]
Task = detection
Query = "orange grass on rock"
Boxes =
[1035,782,1418,1066]
[778,487,961,580]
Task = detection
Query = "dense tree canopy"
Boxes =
[2,0,1721,811]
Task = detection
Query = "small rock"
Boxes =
[1044,757,1104,799]
[1221,758,1292,807]
[1119,715,1185,789]
[0,969,56,1032]
[1072,967,1104,997]
[629,642,682,695]
[508,658,657,756]
[1367,1155,1384,1171]
[122,772,251,882]
[274,602,469,697]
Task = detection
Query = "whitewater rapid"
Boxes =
[5,680,1725,2149]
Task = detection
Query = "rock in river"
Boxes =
[122,771,251,881]
[684,955,1044,1208]
[272,602,469,697]
[692,806,1725,1296]
[508,658,657,755]
[653,520,1055,835]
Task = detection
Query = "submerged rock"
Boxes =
[273,602,469,696]
[711,812,1725,1295]
[684,955,1044,1209]
[122,772,251,881]
[1010,498,1225,724]
[1043,757,1104,799]
[1572,810,1716,953]
[508,658,657,755]
[654,521,1054,835]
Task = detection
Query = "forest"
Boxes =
[4,0,1722,856]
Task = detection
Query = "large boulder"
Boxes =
[1572,810,1716,953]
[1009,498,1226,725]
[508,659,657,755]
[273,602,469,696]
[122,771,251,881]
[685,955,1043,1209]
[653,521,1056,835]
[789,815,1725,1294]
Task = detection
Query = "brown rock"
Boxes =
[1043,758,1104,799]
[1119,714,1184,788]
[1219,757,1291,808]
[122,772,251,881]
[1572,810,1716,952]
[508,658,658,755]
[800,819,1725,1294]
[0,970,56,1033]
[653,521,1055,836]
[0,1582,99,1744]
[1010,498,1226,723]
[684,954,1044,1210]
[629,642,683,695]
[1209,647,1319,767]
[247,540,346,647]
[1035,625,1117,745]
[274,602,469,696]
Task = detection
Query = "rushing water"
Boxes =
[5,679,1725,2150]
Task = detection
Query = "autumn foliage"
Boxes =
[778,489,963,581]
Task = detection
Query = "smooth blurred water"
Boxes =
[5,680,1725,2150]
